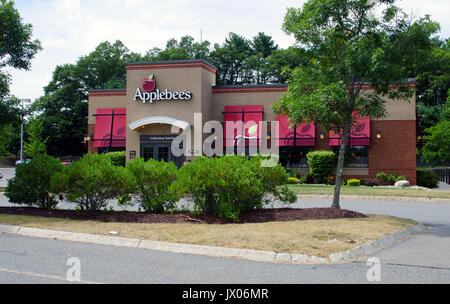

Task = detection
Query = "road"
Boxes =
[0,198,449,284]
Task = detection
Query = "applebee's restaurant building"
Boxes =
[87,60,417,184]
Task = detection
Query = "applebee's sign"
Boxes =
[134,75,192,104]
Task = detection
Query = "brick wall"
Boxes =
[312,121,417,184]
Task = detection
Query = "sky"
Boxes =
[6,0,450,102]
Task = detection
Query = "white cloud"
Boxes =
[7,0,450,101]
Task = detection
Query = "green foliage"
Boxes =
[347,179,361,187]
[376,172,406,186]
[274,0,438,208]
[287,177,299,184]
[50,153,132,211]
[421,120,450,164]
[306,151,335,184]
[299,173,315,184]
[0,0,42,99]
[416,169,439,189]
[23,118,48,158]
[5,154,63,209]
[124,158,179,213]
[105,151,126,167]
[175,155,296,222]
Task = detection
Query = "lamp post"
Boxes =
[19,99,31,163]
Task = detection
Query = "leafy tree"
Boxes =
[0,0,42,99]
[421,121,450,165]
[23,118,48,158]
[421,92,450,165]
[274,0,439,208]
[33,41,131,156]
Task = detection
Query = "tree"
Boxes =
[274,0,439,208]
[421,91,450,165]
[33,41,131,156]
[210,33,252,85]
[0,0,41,99]
[23,118,48,158]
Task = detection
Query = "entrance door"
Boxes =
[141,143,172,162]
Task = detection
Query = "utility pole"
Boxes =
[19,99,31,163]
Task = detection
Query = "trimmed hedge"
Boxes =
[287,177,299,184]
[306,151,335,184]
[347,179,361,187]
[417,169,439,189]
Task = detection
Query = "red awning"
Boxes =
[276,115,315,146]
[223,106,243,147]
[350,115,370,146]
[93,109,113,148]
[329,113,370,146]
[243,105,263,146]
[111,108,127,147]
[297,123,315,146]
[93,108,126,148]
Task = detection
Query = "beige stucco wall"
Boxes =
[88,94,127,125]
[124,64,215,159]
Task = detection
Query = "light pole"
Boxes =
[19,99,31,163]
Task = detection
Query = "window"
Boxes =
[280,147,314,168]
[333,146,369,168]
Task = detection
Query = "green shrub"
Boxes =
[307,151,335,184]
[5,154,64,209]
[51,153,132,211]
[417,169,439,189]
[299,173,315,184]
[287,177,299,184]
[105,151,126,167]
[347,179,361,187]
[175,155,296,222]
[376,172,406,186]
[124,158,179,213]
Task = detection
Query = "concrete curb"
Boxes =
[297,194,450,203]
[0,223,426,265]
[329,224,427,262]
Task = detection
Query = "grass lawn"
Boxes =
[288,184,450,199]
[0,213,416,257]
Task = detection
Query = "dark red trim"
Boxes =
[127,62,216,74]
[89,91,126,97]
[213,87,287,94]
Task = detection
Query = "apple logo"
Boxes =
[142,74,156,92]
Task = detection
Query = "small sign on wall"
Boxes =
[129,150,136,160]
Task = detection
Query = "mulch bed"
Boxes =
[0,207,367,224]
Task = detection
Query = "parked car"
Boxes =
[61,161,72,166]
[15,159,31,166]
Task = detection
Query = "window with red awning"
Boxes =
[329,113,370,146]
[276,115,315,147]
[243,105,263,146]
[223,106,243,147]
[93,108,126,148]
